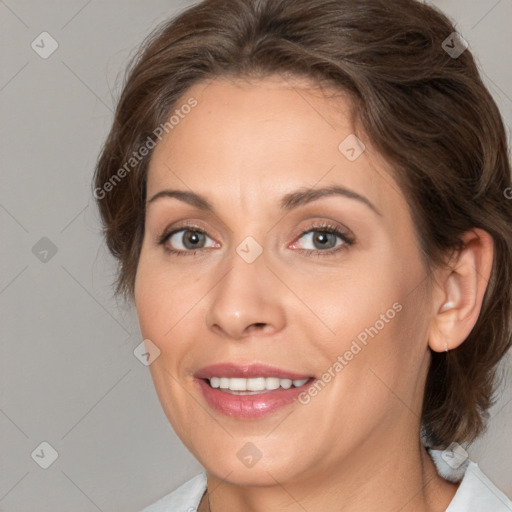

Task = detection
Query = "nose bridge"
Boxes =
[204,242,286,339]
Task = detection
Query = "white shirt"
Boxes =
[140,450,512,511]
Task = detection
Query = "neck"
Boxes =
[201,434,459,512]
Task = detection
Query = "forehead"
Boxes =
[146,76,403,217]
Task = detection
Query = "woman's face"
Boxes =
[135,75,434,485]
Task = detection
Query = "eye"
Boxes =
[299,231,340,250]
[291,224,354,253]
[159,228,218,253]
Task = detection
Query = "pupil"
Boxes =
[184,230,205,249]
[314,232,335,249]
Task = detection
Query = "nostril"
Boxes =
[246,322,269,334]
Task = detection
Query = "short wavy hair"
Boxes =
[93,0,512,447]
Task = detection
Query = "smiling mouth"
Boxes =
[194,363,316,417]
[205,376,313,394]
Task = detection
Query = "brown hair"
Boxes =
[93,0,512,447]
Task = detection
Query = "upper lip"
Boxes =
[195,363,312,380]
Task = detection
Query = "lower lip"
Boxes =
[196,378,313,419]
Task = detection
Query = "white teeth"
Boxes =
[208,376,309,391]
[246,377,266,391]
[228,378,246,391]
[280,379,292,389]
[265,377,281,390]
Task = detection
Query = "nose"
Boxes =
[204,246,287,340]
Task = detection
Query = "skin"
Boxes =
[134,75,494,512]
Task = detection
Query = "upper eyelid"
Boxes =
[163,222,347,238]
[159,220,216,238]
[297,221,351,236]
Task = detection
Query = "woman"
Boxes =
[93,0,512,510]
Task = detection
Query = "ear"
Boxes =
[428,229,494,353]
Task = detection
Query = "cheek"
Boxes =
[135,252,202,338]
[301,250,429,381]
[333,272,431,409]
[134,257,203,428]
[282,253,405,339]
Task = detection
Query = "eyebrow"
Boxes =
[147,189,214,212]
[281,185,381,216]
[147,185,381,216]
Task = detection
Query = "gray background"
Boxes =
[1,1,511,511]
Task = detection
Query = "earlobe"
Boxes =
[428,229,494,353]
[437,301,456,352]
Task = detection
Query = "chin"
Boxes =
[204,458,305,487]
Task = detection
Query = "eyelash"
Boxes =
[157,222,355,257]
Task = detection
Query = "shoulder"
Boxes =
[429,449,512,512]
[447,461,512,512]
[139,473,207,512]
